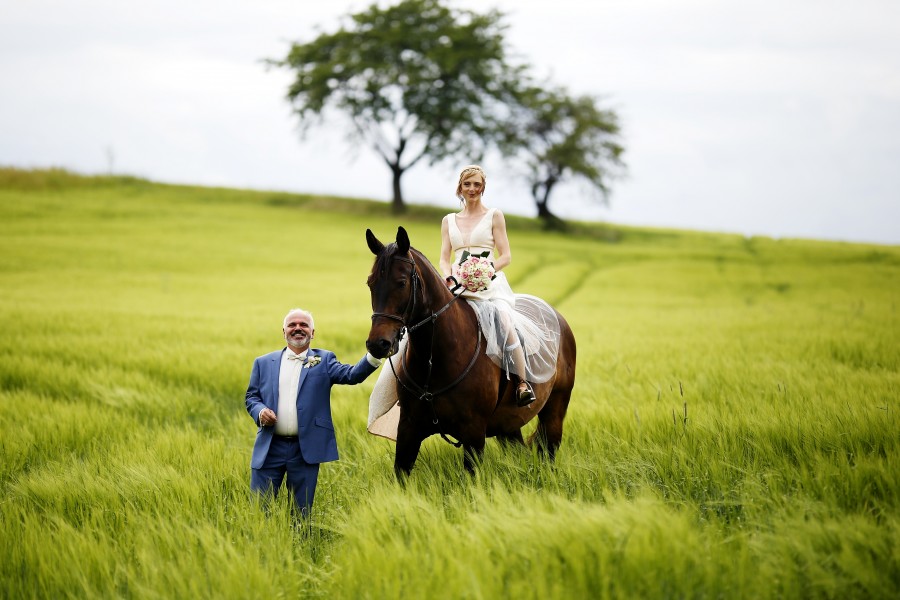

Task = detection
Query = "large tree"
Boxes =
[271,0,521,213]
[507,85,625,228]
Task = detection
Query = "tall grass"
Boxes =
[1,168,898,598]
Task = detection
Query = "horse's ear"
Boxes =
[396,226,410,254]
[366,229,385,255]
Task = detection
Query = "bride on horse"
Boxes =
[439,165,560,406]
[367,165,562,441]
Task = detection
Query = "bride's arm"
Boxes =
[439,215,454,278]
[491,209,512,271]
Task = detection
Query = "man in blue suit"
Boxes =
[245,307,381,516]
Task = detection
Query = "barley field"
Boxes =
[1,168,897,598]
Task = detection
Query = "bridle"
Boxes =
[371,253,463,336]
[369,252,481,447]
[370,254,420,333]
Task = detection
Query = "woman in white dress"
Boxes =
[439,165,560,406]
[366,165,561,439]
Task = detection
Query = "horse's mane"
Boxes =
[366,243,393,286]
[408,246,444,284]
[367,242,443,287]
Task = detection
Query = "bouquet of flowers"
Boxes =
[457,252,495,293]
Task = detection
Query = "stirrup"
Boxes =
[516,381,536,407]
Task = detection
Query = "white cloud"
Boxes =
[1,0,899,244]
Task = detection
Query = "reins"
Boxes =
[370,252,479,447]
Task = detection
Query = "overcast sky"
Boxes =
[2,0,899,245]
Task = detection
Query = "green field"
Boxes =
[1,168,898,598]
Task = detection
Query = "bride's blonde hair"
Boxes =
[455,165,486,202]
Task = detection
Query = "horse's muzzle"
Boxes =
[366,337,396,359]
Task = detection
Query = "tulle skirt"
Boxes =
[467,293,561,384]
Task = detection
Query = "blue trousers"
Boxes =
[250,436,320,517]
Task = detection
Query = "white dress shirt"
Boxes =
[275,349,306,436]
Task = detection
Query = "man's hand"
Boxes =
[259,408,277,426]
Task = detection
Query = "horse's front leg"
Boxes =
[394,417,424,483]
[462,438,485,475]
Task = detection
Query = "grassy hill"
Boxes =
[1,168,897,598]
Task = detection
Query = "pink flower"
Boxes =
[457,256,494,292]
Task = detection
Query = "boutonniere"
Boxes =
[305,355,322,369]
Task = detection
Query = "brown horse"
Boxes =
[365,226,577,476]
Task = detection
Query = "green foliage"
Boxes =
[505,85,625,226]
[1,169,898,599]
[273,0,522,210]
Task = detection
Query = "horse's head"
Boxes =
[365,226,419,359]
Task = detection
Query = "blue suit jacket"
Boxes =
[245,348,378,468]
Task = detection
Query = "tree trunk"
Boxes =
[391,164,406,214]
[536,199,554,219]
[534,179,566,230]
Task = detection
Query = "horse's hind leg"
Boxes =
[529,387,572,460]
